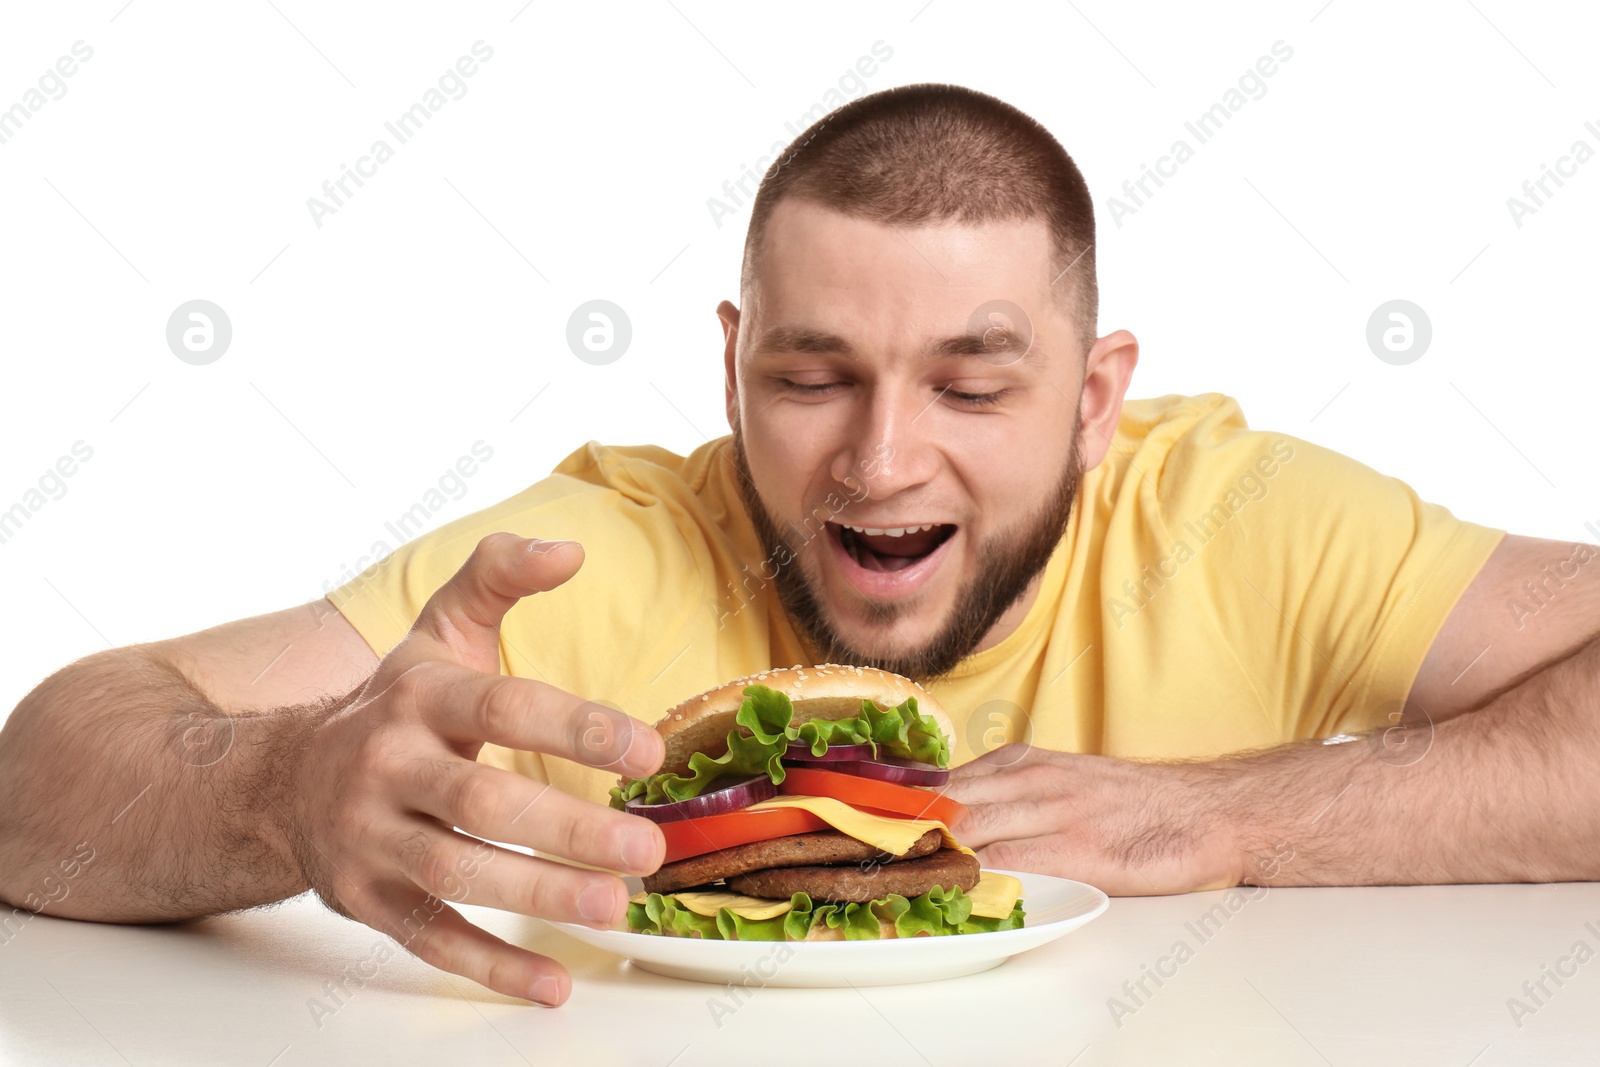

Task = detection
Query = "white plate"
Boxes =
[545,870,1108,988]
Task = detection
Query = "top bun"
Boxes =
[650,664,955,776]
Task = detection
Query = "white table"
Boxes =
[4,883,1597,1065]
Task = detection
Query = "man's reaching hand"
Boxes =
[276,533,666,1006]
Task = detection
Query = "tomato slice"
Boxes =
[658,806,829,864]
[778,767,969,827]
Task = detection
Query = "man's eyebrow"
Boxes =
[753,326,855,356]
[752,324,1042,363]
[928,325,1038,361]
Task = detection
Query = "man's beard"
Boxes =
[728,409,1085,684]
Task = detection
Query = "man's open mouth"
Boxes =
[829,521,957,573]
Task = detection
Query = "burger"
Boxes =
[610,664,1025,941]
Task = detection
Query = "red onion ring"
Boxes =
[783,740,874,762]
[783,755,950,787]
[624,775,777,824]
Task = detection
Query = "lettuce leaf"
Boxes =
[626,892,721,939]
[890,882,973,937]
[627,885,1024,940]
[610,726,787,807]
[956,901,1027,935]
[790,696,950,768]
[610,684,951,809]
[715,908,790,941]
[739,684,795,745]
[610,686,794,807]
[781,892,819,943]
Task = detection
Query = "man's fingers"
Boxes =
[973,834,1141,892]
[953,799,1056,849]
[948,742,1041,781]
[942,775,1015,807]
[386,823,636,931]
[360,876,572,1005]
[977,835,1206,897]
[409,533,584,674]
[410,663,663,778]
[398,757,664,874]
[943,760,1047,807]
[974,836,1065,877]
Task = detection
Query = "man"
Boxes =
[2,82,1597,1009]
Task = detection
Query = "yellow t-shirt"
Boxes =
[327,392,1506,805]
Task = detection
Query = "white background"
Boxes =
[2,0,1596,720]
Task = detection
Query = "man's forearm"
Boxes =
[1210,633,1600,886]
[0,649,347,922]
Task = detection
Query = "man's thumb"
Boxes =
[409,533,583,673]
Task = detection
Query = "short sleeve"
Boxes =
[1144,397,1506,740]
[323,454,700,793]
[326,468,692,674]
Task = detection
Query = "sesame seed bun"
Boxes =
[650,664,954,776]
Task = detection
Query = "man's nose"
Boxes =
[829,381,939,499]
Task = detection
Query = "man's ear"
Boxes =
[1077,329,1139,471]
[717,299,741,433]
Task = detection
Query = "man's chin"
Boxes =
[815,584,952,660]
[780,561,989,682]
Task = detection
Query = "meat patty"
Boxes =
[729,846,980,903]
[643,829,942,895]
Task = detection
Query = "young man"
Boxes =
[3,83,1597,1008]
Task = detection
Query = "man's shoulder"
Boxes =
[1094,390,1322,547]
[1109,391,1246,456]
[1091,392,1254,503]
[540,435,752,551]
[550,436,733,499]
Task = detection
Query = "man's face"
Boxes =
[722,198,1097,681]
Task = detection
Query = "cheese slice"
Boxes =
[966,871,1024,919]
[642,889,794,919]
[743,794,976,857]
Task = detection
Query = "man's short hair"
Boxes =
[740,82,1098,350]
